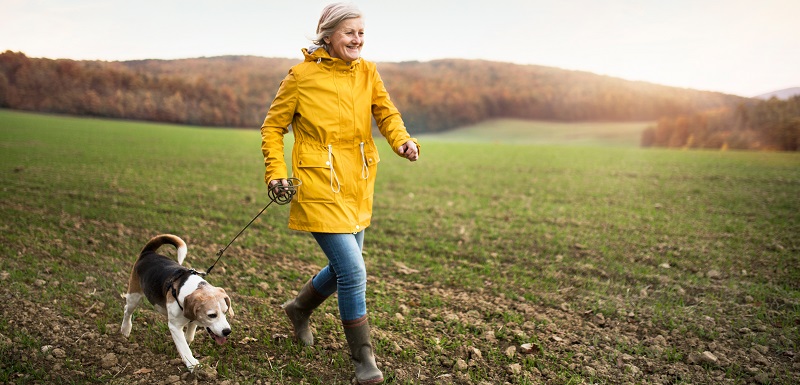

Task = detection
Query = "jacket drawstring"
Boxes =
[328,144,341,193]
[359,142,369,180]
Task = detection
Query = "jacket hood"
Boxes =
[302,46,361,65]
[306,44,324,55]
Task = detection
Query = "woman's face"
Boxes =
[325,17,364,62]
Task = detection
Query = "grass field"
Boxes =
[418,119,653,147]
[1,109,798,384]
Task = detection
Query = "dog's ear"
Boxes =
[183,292,199,320]
[219,288,234,318]
[226,296,234,318]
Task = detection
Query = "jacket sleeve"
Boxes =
[370,67,420,155]
[260,70,297,186]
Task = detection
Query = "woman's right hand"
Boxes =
[269,178,289,197]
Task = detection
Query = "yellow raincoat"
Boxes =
[260,47,419,233]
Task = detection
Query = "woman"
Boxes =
[260,3,419,384]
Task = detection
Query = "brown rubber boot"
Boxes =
[342,315,383,385]
[282,277,328,346]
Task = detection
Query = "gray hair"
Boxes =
[313,3,362,51]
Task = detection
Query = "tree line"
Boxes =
[375,59,748,132]
[0,50,765,139]
[0,51,290,127]
[641,96,800,151]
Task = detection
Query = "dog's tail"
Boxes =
[140,234,188,265]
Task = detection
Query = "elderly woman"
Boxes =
[259,2,420,384]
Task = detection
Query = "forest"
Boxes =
[641,96,800,151]
[1,50,797,150]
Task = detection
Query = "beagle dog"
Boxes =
[120,234,233,371]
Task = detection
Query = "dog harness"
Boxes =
[167,269,203,311]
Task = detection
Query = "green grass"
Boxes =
[419,118,653,146]
[1,109,799,384]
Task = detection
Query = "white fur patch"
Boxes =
[177,274,204,308]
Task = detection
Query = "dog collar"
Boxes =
[168,269,202,311]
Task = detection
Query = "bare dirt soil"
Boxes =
[2,249,798,385]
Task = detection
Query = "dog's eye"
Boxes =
[209,313,218,319]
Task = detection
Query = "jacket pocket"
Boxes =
[295,151,335,203]
[363,142,381,167]
[361,143,380,200]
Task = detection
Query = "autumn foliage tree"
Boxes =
[2,50,751,137]
[0,51,272,127]
[641,96,800,151]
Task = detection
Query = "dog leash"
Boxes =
[203,177,302,275]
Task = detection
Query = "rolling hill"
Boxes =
[0,51,749,133]
[754,87,800,100]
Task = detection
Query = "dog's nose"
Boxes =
[223,328,231,337]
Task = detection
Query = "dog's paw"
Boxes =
[186,359,201,373]
[120,323,132,337]
[192,363,218,380]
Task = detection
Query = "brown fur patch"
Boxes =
[126,266,141,294]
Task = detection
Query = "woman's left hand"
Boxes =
[398,140,419,162]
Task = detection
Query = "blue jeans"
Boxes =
[310,230,366,322]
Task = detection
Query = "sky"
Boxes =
[2,0,798,97]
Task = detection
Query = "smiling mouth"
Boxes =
[206,327,228,345]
